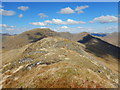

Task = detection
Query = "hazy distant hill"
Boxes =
[58,32,89,41]
[101,32,120,47]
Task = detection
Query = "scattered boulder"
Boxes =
[28,51,48,55]
[19,58,33,64]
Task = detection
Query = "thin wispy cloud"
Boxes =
[75,5,89,14]
[38,13,48,18]
[55,26,95,33]
[18,14,23,18]
[105,26,118,31]
[0,5,4,8]
[0,24,16,31]
[30,22,47,26]
[60,26,69,29]
[18,6,29,11]
[5,28,15,30]
[0,24,16,28]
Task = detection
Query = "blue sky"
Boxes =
[2,0,120,2]
[1,2,118,34]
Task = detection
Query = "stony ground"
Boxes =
[1,37,119,88]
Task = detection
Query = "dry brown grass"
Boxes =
[2,37,119,88]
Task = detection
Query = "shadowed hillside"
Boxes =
[78,34,120,60]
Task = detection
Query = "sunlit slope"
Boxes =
[2,28,58,51]
[2,37,118,88]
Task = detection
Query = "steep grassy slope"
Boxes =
[2,37,118,88]
[78,34,120,75]
[78,34,120,60]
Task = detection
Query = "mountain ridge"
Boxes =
[2,36,119,88]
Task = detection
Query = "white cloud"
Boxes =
[40,27,48,28]
[51,19,65,24]
[58,6,89,14]
[44,20,53,24]
[18,6,29,11]
[0,24,16,31]
[10,26,16,28]
[0,24,7,27]
[60,26,69,29]
[5,28,15,30]
[75,5,89,14]
[105,26,118,31]
[66,19,86,24]
[75,6,89,11]
[77,26,84,29]
[38,13,48,18]
[0,24,16,28]
[52,26,118,33]
[55,26,94,33]
[47,19,86,25]
[58,7,75,14]
[0,5,4,8]
[30,22,47,26]
[0,9,16,16]
[77,10,84,14]
[18,14,23,18]
[30,19,86,26]
[90,15,118,23]
[77,26,94,31]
